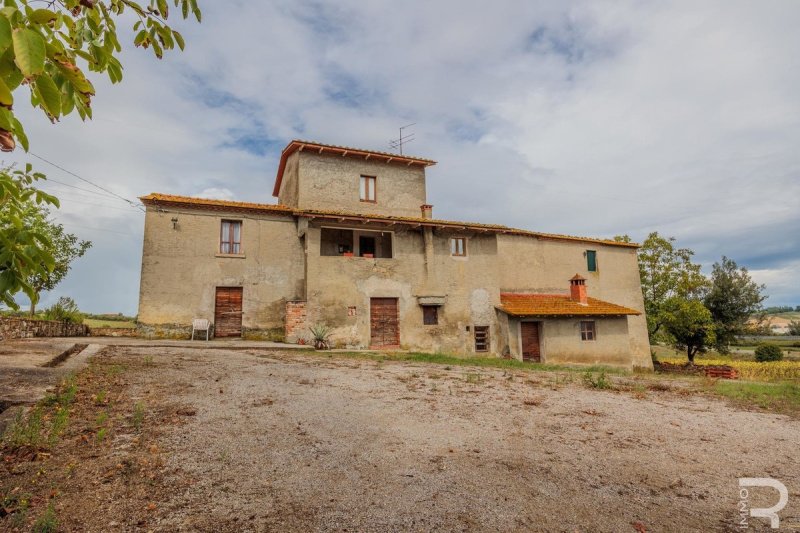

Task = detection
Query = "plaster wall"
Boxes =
[137,207,306,334]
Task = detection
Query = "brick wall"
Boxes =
[285,301,307,344]
[0,317,89,340]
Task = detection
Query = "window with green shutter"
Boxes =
[586,250,597,272]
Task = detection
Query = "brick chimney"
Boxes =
[569,274,588,305]
[420,204,433,219]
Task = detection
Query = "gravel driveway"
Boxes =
[97,346,800,532]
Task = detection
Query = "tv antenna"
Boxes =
[389,123,416,155]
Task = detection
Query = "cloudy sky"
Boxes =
[7,0,800,314]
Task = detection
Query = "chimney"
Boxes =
[420,204,433,219]
[569,274,588,305]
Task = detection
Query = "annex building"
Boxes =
[137,140,652,369]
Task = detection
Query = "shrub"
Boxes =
[309,324,331,350]
[41,297,83,323]
[755,343,784,362]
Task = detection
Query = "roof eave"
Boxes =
[272,139,437,198]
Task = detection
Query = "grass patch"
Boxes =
[3,375,78,451]
[308,350,626,376]
[583,370,614,390]
[132,402,145,432]
[711,381,800,415]
[32,501,58,533]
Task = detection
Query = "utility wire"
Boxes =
[43,178,127,201]
[30,152,146,212]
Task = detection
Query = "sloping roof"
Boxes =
[139,193,639,248]
[273,139,437,196]
[499,293,641,317]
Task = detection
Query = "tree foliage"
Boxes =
[0,0,200,307]
[22,204,91,314]
[0,165,58,308]
[0,0,201,151]
[637,232,709,339]
[704,256,766,353]
[661,297,716,363]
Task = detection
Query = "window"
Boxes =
[586,250,597,272]
[360,175,376,202]
[474,326,489,352]
[580,321,596,341]
[220,220,242,254]
[422,306,438,325]
[450,237,466,256]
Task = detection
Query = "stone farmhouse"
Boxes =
[137,140,652,369]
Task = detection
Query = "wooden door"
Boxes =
[214,287,243,337]
[521,322,541,362]
[370,298,399,347]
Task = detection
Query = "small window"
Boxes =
[220,220,242,254]
[422,306,438,325]
[474,326,489,352]
[580,321,596,341]
[450,237,467,257]
[360,175,376,202]
[586,250,597,272]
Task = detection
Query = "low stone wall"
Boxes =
[136,323,193,340]
[0,317,89,340]
[89,327,139,338]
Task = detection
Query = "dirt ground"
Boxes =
[2,345,799,532]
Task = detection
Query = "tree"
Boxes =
[0,165,58,309]
[704,256,766,353]
[0,0,200,307]
[636,232,709,339]
[661,297,716,363]
[789,321,800,336]
[0,0,201,151]
[21,205,91,315]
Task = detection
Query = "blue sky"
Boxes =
[7,0,800,314]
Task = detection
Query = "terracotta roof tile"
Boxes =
[139,193,639,248]
[499,293,641,317]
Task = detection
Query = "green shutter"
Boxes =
[587,250,597,272]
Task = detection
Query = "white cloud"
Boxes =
[8,0,799,312]
[194,188,236,200]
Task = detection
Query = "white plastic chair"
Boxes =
[191,318,211,341]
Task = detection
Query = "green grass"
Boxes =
[83,318,136,329]
[32,501,58,533]
[294,350,626,375]
[711,381,800,414]
[3,375,78,450]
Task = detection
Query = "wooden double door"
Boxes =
[214,287,243,337]
[370,298,399,348]
[521,322,541,362]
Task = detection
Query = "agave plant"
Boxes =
[309,324,331,350]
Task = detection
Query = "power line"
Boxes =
[29,152,145,212]
[43,178,127,202]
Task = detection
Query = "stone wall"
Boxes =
[0,317,89,340]
[88,327,139,337]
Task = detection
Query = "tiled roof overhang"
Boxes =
[139,194,640,249]
[272,139,438,197]
[499,293,641,317]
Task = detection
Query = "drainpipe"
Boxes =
[421,205,436,279]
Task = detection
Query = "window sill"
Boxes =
[216,253,246,259]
